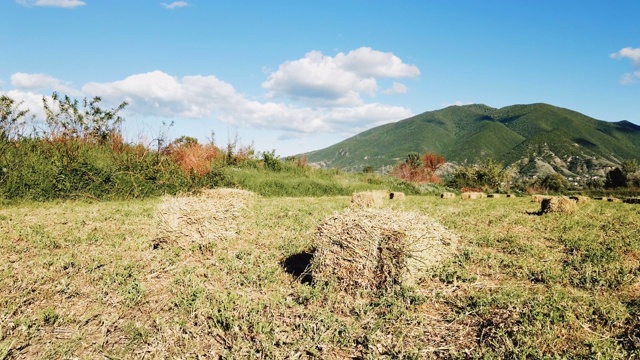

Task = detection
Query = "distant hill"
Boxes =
[305,103,640,179]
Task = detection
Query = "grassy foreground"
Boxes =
[0,195,639,359]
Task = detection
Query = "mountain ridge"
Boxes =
[304,103,640,179]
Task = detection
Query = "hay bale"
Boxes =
[311,209,458,295]
[488,194,502,198]
[389,192,405,200]
[351,191,385,209]
[569,195,591,205]
[441,192,455,199]
[540,196,577,214]
[608,197,622,203]
[155,188,256,247]
[461,192,484,200]
[532,194,552,203]
[623,198,640,204]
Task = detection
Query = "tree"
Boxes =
[621,159,638,176]
[540,173,569,193]
[605,168,626,188]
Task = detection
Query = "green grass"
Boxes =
[0,195,638,358]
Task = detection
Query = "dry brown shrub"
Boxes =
[168,143,221,176]
[541,196,577,214]
[155,188,256,248]
[389,192,405,200]
[441,192,455,199]
[311,209,459,295]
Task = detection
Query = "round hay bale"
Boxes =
[350,191,384,209]
[608,197,622,203]
[488,194,502,198]
[540,196,577,214]
[623,197,640,204]
[155,188,256,248]
[441,192,455,199]
[311,209,458,295]
[389,192,405,200]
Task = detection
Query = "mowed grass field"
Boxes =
[0,194,639,359]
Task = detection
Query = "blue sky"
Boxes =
[1,0,639,156]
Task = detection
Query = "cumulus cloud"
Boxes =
[5,47,418,137]
[82,70,412,134]
[610,47,640,66]
[11,72,82,96]
[161,1,188,9]
[17,0,85,8]
[262,47,419,106]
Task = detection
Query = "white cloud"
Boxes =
[17,0,85,8]
[11,72,82,96]
[161,1,188,9]
[383,82,408,94]
[0,90,49,121]
[82,70,412,135]
[262,47,419,106]
[620,73,636,85]
[610,47,640,67]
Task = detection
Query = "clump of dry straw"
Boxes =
[155,188,256,248]
[540,196,577,214]
[311,209,458,295]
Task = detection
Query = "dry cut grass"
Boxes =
[311,208,458,295]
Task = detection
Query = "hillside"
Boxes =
[305,103,640,178]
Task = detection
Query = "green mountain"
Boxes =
[305,103,640,178]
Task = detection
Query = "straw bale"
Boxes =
[488,194,502,198]
[623,198,640,204]
[311,209,458,295]
[569,195,590,205]
[389,192,405,200]
[532,194,552,203]
[350,191,384,209]
[506,194,515,198]
[608,197,622,203]
[461,192,484,200]
[155,188,256,247]
[540,196,577,214]
[441,192,455,199]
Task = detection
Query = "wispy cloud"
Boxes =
[16,0,86,8]
[161,1,189,9]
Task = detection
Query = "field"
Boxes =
[0,194,639,359]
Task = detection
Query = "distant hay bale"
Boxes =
[350,191,385,209]
[569,195,591,205]
[389,192,405,200]
[155,188,256,248]
[461,192,484,200]
[623,198,640,204]
[608,197,622,203]
[488,194,502,198]
[311,209,458,295]
[540,196,577,214]
[441,192,455,199]
[532,194,552,203]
